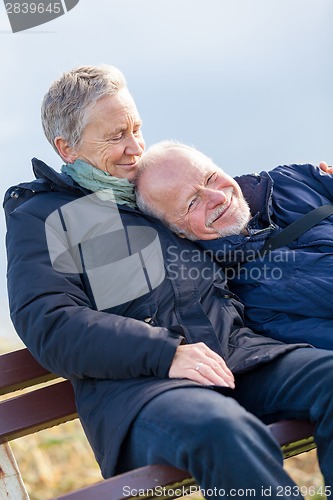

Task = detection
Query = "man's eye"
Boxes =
[188,198,196,211]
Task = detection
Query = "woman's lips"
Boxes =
[117,162,137,169]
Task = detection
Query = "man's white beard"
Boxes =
[214,197,251,238]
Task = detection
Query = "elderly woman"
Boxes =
[43,64,144,197]
[5,65,333,495]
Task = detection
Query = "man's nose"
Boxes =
[125,134,145,157]
[205,189,228,209]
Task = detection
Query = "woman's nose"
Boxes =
[125,134,145,156]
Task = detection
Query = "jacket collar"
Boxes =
[32,157,82,192]
[234,170,274,227]
[31,157,140,215]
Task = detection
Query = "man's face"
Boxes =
[72,89,145,181]
[137,148,251,240]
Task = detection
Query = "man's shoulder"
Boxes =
[267,163,333,197]
[268,163,318,182]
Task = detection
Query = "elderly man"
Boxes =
[136,140,333,350]
[4,66,333,497]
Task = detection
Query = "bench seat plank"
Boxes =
[269,419,316,458]
[53,423,316,499]
[52,465,195,500]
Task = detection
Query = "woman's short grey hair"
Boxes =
[41,65,127,156]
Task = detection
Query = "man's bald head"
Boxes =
[136,141,250,241]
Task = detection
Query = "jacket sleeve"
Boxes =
[6,208,183,380]
[269,164,333,223]
[245,307,333,350]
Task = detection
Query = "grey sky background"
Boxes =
[1,0,332,344]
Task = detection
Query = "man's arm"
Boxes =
[245,309,333,350]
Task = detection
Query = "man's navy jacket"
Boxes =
[201,164,333,350]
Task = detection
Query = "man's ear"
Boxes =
[54,137,78,164]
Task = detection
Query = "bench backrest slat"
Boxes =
[0,348,56,395]
[0,380,77,443]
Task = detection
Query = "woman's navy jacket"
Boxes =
[201,164,333,350]
[4,159,299,477]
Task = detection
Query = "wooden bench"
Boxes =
[0,348,316,500]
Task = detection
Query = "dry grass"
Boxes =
[285,450,325,499]
[10,423,324,500]
[10,421,103,500]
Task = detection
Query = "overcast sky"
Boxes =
[1,0,332,343]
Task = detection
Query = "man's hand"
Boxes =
[169,342,235,388]
[319,162,333,174]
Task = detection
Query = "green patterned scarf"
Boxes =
[61,159,137,208]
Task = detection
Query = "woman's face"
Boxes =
[72,89,145,181]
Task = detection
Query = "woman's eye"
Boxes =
[207,173,216,183]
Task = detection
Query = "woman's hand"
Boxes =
[169,342,235,388]
[319,162,333,174]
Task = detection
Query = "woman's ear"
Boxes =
[54,137,78,164]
